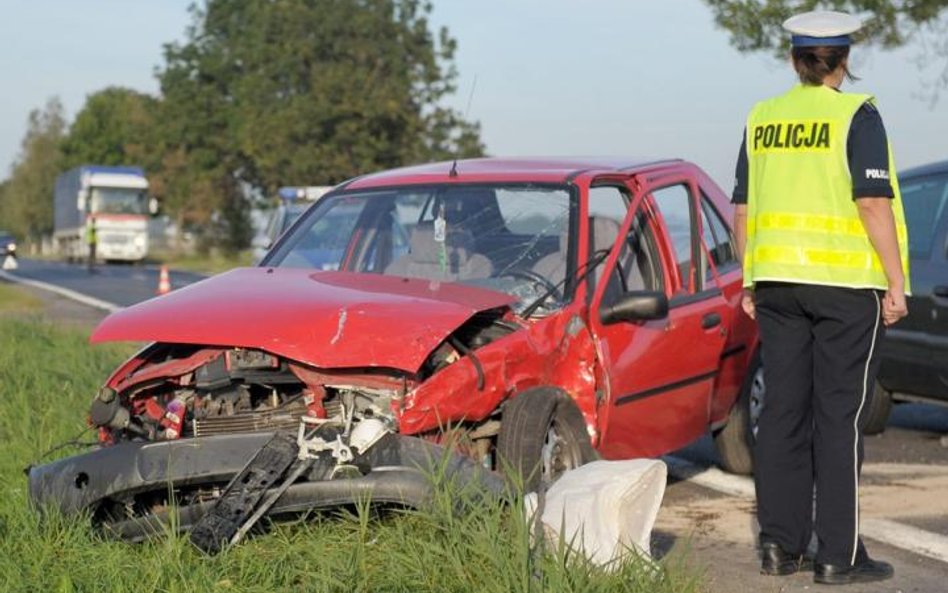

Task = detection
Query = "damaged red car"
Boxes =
[28,157,759,545]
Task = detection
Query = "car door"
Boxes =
[879,172,948,401]
[590,173,729,460]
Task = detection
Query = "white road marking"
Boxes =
[861,518,948,565]
[664,455,948,565]
[0,269,123,313]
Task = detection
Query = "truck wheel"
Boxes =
[496,387,596,492]
[713,351,762,475]
[861,381,892,435]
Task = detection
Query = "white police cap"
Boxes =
[783,10,862,47]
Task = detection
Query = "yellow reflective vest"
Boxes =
[744,84,910,292]
[85,220,97,245]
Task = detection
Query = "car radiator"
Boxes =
[192,400,343,437]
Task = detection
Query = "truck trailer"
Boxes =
[54,166,152,262]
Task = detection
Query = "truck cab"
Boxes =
[54,166,154,263]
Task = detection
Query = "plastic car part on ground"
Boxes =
[525,459,667,566]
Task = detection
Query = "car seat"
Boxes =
[531,216,621,293]
[385,222,493,282]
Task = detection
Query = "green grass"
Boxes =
[0,283,42,314]
[0,318,703,593]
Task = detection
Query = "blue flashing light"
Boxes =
[278,187,302,201]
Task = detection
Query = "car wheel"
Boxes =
[713,350,763,475]
[861,381,892,435]
[496,387,596,492]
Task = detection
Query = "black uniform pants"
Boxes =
[753,282,884,567]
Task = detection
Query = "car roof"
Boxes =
[901,159,948,179]
[343,157,682,190]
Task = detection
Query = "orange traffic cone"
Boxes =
[156,265,171,295]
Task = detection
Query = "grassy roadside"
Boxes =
[0,316,703,593]
[0,282,42,314]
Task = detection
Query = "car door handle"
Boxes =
[934,285,948,298]
[701,312,721,329]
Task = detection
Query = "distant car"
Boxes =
[0,230,16,257]
[28,157,762,541]
[251,186,331,263]
[862,159,948,433]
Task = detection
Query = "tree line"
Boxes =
[0,0,483,253]
[2,1,944,254]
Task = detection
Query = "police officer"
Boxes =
[732,11,910,586]
[86,215,98,273]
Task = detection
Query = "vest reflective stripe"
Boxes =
[744,85,911,292]
[749,212,908,243]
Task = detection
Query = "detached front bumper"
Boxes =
[27,432,504,540]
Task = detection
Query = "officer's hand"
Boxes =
[741,290,756,320]
[882,289,907,326]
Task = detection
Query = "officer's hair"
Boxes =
[791,46,858,85]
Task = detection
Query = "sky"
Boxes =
[0,0,945,192]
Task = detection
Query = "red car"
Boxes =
[29,158,759,541]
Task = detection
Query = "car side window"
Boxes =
[588,186,628,226]
[587,184,664,306]
[587,186,629,301]
[700,193,738,280]
[650,184,698,292]
[901,174,948,259]
[612,209,664,296]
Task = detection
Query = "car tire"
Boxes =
[496,387,596,492]
[713,350,762,476]
[861,381,892,435]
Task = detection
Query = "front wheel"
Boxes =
[713,351,762,475]
[496,387,596,492]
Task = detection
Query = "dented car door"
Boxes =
[590,173,729,459]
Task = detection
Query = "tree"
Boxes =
[0,98,67,244]
[157,0,484,197]
[703,1,948,102]
[60,87,160,169]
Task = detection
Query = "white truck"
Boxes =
[54,166,153,262]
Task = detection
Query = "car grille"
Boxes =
[192,410,305,437]
[191,400,344,437]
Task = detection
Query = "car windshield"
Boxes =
[91,187,148,215]
[266,184,576,312]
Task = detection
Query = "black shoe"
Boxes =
[814,556,893,585]
[760,541,813,576]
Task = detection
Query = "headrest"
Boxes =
[588,216,621,253]
[409,222,475,264]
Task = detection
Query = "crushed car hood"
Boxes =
[91,268,515,373]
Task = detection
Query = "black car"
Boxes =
[863,159,948,433]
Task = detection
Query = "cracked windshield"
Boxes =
[269,185,573,313]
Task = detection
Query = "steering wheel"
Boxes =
[504,268,562,301]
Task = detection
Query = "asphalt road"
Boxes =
[4,256,947,591]
[4,257,208,308]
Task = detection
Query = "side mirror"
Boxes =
[148,197,160,216]
[599,290,669,325]
[77,190,88,212]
